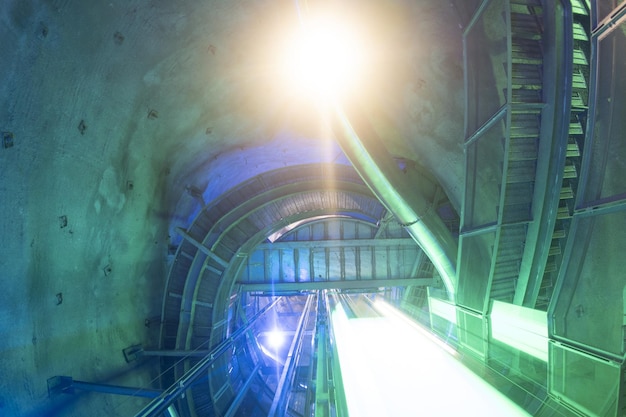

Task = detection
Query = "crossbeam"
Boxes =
[238,278,432,293]
[255,237,417,250]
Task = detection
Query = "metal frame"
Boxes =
[134,298,281,417]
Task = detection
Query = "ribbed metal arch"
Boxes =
[159,164,386,416]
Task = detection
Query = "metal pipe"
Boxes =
[62,378,163,399]
[331,103,458,299]
[223,362,263,417]
[134,297,281,417]
[166,405,180,417]
[140,350,211,357]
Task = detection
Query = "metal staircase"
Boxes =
[535,0,589,310]
[489,0,544,303]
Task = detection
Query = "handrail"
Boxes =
[134,297,281,417]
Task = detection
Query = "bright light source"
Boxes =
[283,17,365,102]
[267,329,285,348]
[332,301,532,416]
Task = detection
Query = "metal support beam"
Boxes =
[268,295,315,416]
[47,376,162,399]
[374,211,394,239]
[223,363,263,417]
[133,297,281,417]
[141,349,211,357]
[313,292,331,416]
[47,376,182,417]
[175,226,228,268]
[331,102,458,299]
[254,237,416,250]
[238,278,433,293]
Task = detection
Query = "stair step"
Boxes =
[509,137,538,161]
[573,71,587,89]
[497,245,524,262]
[573,49,588,66]
[512,112,541,126]
[492,275,517,287]
[498,232,526,249]
[511,80,542,90]
[557,204,572,219]
[511,29,543,41]
[569,121,584,135]
[497,238,525,253]
[510,16,542,30]
[510,124,540,138]
[538,285,551,296]
[491,279,516,294]
[491,281,517,299]
[511,62,543,76]
[512,39,542,55]
[544,261,557,273]
[510,0,542,6]
[549,243,561,257]
[567,139,581,157]
[494,264,520,279]
[570,0,589,16]
[511,49,543,64]
[500,224,528,240]
[571,91,587,108]
[573,22,589,41]
[507,161,536,183]
[510,88,543,103]
[560,185,574,200]
[510,1,542,13]
[511,104,545,114]
[505,181,534,204]
[552,228,566,239]
[502,204,532,223]
[498,234,526,250]
[563,162,578,179]
[491,291,515,302]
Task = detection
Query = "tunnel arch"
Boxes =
[160,162,454,416]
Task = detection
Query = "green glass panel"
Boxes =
[466,0,508,135]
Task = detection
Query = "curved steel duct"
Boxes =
[331,103,458,299]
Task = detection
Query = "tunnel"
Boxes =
[1,0,626,416]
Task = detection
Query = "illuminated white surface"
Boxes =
[331,301,532,417]
[490,300,548,362]
[428,296,458,325]
[282,17,365,102]
[267,329,285,348]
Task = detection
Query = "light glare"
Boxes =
[284,18,364,101]
[267,329,285,348]
[332,301,532,416]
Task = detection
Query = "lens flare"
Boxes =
[267,329,285,348]
[283,17,365,102]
